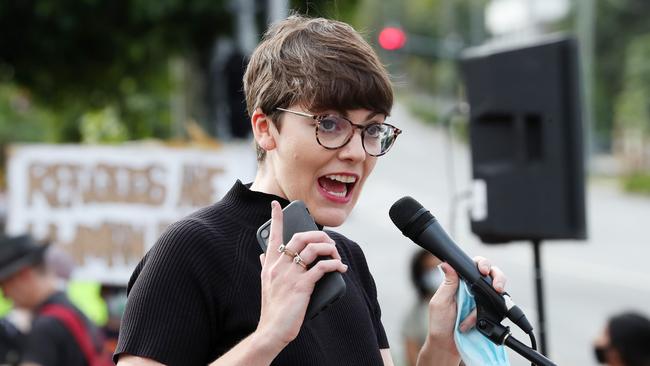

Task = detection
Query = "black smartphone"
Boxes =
[256,200,346,320]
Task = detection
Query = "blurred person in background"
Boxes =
[115,14,507,366]
[43,246,75,291]
[0,317,24,366]
[402,250,443,366]
[0,234,105,366]
[594,311,650,366]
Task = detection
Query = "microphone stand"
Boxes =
[475,302,557,366]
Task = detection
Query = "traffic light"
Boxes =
[378,27,406,51]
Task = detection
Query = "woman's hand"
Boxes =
[255,201,348,353]
[457,256,507,331]
[417,257,507,366]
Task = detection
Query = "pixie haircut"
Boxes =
[244,15,394,161]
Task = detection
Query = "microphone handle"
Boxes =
[417,219,509,317]
[418,219,488,284]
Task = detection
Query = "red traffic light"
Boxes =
[378,27,406,50]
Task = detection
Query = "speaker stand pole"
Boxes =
[532,239,548,356]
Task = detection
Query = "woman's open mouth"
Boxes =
[317,174,357,202]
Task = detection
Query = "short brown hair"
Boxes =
[244,15,394,161]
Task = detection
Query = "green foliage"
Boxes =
[622,173,650,195]
[0,0,232,143]
[355,0,488,102]
[291,0,360,24]
[0,83,56,144]
[614,33,650,133]
[401,92,440,126]
[80,106,128,144]
[592,0,650,147]
[0,1,361,145]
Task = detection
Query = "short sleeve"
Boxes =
[115,220,223,365]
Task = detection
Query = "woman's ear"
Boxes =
[251,108,276,151]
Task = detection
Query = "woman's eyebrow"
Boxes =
[366,112,387,121]
[339,111,383,120]
[365,111,383,120]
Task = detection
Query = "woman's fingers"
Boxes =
[472,255,507,293]
[285,231,335,254]
[473,255,491,275]
[459,309,477,333]
[265,201,284,264]
[303,259,348,284]
[489,265,506,293]
[424,263,461,354]
[431,263,459,306]
[296,242,341,264]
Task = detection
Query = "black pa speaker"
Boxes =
[460,35,587,243]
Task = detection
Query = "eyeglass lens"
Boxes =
[317,115,397,156]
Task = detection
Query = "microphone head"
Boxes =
[389,196,435,238]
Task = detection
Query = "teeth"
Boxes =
[327,190,347,198]
[325,174,357,183]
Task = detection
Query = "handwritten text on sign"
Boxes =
[6,144,256,285]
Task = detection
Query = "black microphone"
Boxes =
[389,196,533,335]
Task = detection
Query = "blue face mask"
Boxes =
[454,280,511,366]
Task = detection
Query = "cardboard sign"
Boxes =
[6,143,256,285]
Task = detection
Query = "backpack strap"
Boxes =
[40,304,97,365]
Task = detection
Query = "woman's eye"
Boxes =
[365,124,383,137]
[320,118,339,132]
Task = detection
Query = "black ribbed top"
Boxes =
[115,180,388,365]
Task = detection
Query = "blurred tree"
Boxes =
[592,0,650,150]
[354,0,487,126]
[0,0,359,144]
[292,0,359,23]
[0,0,234,142]
[614,33,650,172]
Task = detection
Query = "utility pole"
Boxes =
[469,0,485,46]
[268,0,289,23]
[576,0,596,164]
[234,0,258,55]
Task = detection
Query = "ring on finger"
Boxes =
[277,243,287,253]
[282,248,297,259]
[293,254,308,269]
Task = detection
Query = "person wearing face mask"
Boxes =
[114,14,508,366]
[594,311,650,366]
[402,250,443,366]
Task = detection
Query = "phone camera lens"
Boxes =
[261,229,269,239]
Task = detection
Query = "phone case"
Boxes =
[256,200,346,320]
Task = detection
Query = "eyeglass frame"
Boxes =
[275,107,402,157]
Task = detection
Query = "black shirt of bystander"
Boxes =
[23,291,102,366]
[115,180,389,365]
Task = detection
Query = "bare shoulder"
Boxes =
[117,354,165,366]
